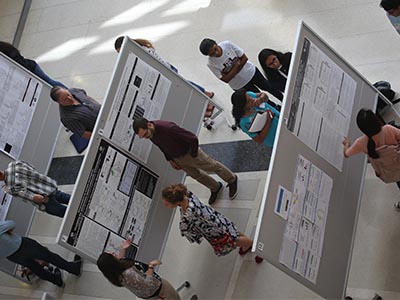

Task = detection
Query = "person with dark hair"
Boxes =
[199,38,283,104]
[114,36,216,119]
[50,86,100,139]
[342,108,400,207]
[380,0,400,34]
[0,41,67,88]
[133,117,238,205]
[258,49,292,93]
[97,238,180,299]
[231,89,280,148]
[0,220,82,287]
[0,160,71,218]
[161,184,262,263]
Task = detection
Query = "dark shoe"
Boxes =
[238,246,251,255]
[72,254,83,277]
[54,268,65,288]
[208,182,223,205]
[255,256,263,264]
[227,176,238,200]
[394,201,400,211]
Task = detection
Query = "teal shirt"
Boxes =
[0,220,22,258]
[239,92,280,148]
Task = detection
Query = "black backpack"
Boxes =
[373,81,398,111]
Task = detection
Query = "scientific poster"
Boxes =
[65,140,158,258]
[287,38,356,171]
[279,155,332,283]
[0,55,42,158]
[103,53,171,163]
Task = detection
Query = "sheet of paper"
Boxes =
[274,185,292,220]
[279,154,333,283]
[288,38,357,171]
[0,55,42,159]
[103,53,171,163]
[76,218,109,258]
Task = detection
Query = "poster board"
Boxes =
[0,52,61,279]
[253,21,378,299]
[58,38,208,264]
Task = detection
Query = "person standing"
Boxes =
[162,184,262,263]
[342,108,400,209]
[133,117,238,204]
[258,49,292,93]
[0,160,71,218]
[199,38,283,105]
[0,220,82,287]
[380,0,400,34]
[97,238,180,300]
[50,86,101,139]
[0,41,67,88]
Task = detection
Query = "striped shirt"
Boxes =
[3,160,58,211]
[59,88,101,137]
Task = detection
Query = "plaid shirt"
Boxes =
[3,161,57,211]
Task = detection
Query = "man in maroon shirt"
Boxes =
[133,118,238,204]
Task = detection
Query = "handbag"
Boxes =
[368,132,400,183]
[209,233,237,256]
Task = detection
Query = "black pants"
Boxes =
[7,237,78,285]
[241,67,284,101]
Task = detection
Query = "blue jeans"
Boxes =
[44,190,70,218]
[7,237,79,286]
[33,63,68,88]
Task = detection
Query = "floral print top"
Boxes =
[179,192,239,244]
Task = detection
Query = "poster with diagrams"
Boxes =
[63,139,157,259]
[103,52,171,163]
[287,38,356,171]
[278,154,332,283]
[0,55,42,159]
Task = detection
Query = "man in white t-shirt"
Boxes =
[380,0,400,34]
[199,38,283,103]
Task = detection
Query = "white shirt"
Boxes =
[207,41,255,90]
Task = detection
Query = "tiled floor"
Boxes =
[1,0,400,299]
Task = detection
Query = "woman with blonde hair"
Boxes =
[162,183,262,262]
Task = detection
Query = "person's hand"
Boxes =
[342,137,350,147]
[121,237,132,250]
[266,109,274,121]
[33,194,47,203]
[149,259,161,267]
[169,160,182,170]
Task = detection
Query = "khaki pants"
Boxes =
[158,278,181,300]
[173,148,236,192]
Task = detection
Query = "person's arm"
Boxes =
[252,92,269,107]
[118,237,132,259]
[342,137,351,158]
[253,110,274,144]
[220,54,248,83]
[146,259,161,277]
[0,220,16,235]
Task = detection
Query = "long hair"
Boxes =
[97,253,133,287]
[162,184,187,204]
[231,89,248,125]
[356,108,382,159]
